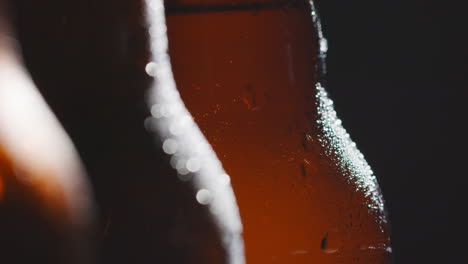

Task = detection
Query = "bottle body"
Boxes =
[1,1,95,262]
[10,0,243,263]
[165,0,391,263]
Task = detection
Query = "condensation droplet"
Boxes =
[196,189,213,205]
[162,139,178,154]
[320,233,339,254]
[242,85,257,110]
[320,233,328,250]
[300,163,306,177]
[301,133,314,152]
[145,62,157,76]
[315,83,385,214]
[186,157,201,172]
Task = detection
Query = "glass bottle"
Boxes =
[10,0,244,263]
[0,1,95,262]
[159,0,392,263]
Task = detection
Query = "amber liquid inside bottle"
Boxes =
[166,0,391,263]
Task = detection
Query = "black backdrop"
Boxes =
[315,1,467,263]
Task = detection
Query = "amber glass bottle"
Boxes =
[163,0,392,263]
[8,0,243,263]
[0,1,95,263]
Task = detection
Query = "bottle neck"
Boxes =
[165,0,327,99]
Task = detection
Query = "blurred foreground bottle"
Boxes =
[0,1,95,263]
[9,0,243,263]
[163,0,392,263]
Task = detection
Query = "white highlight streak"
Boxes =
[144,1,245,264]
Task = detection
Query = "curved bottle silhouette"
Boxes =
[163,0,392,263]
[8,0,244,263]
[0,2,96,262]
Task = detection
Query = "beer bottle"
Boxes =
[10,0,244,263]
[0,1,95,263]
[163,0,392,263]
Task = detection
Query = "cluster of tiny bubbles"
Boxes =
[314,83,385,217]
[144,1,245,263]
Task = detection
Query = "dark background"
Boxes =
[315,1,467,263]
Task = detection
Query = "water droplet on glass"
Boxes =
[320,233,328,250]
[242,85,257,110]
[300,163,306,177]
[301,133,314,152]
[186,157,201,172]
[320,233,339,254]
[145,62,157,77]
[315,82,385,213]
[162,139,178,154]
[196,189,213,205]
